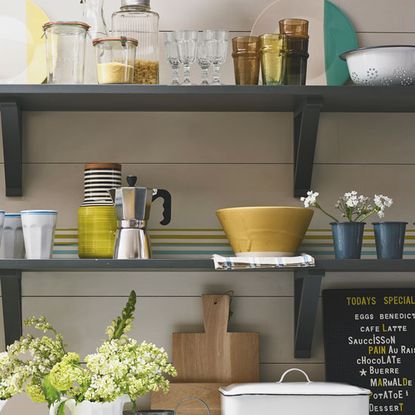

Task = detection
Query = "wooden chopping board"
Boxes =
[151,383,225,415]
[173,294,259,383]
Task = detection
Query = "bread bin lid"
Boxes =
[219,369,371,397]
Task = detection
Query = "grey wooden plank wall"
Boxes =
[2,0,415,413]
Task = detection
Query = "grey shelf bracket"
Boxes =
[294,268,325,358]
[1,102,23,197]
[293,98,323,198]
[1,271,22,346]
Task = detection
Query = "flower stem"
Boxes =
[316,203,339,223]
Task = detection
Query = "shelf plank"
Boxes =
[0,85,415,113]
[0,259,415,273]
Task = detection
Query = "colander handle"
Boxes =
[278,368,311,383]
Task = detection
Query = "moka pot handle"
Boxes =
[152,189,172,226]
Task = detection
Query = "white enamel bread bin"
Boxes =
[219,369,371,415]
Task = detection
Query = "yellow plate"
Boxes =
[0,1,49,84]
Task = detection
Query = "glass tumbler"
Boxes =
[43,21,90,84]
[93,37,137,84]
[279,18,309,85]
[260,34,286,85]
[232,36,260,85]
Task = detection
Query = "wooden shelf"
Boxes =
[2,85,415,197]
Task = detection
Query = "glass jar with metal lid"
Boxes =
[43,21,90,84]
[112,0,160,84]
[93,37,138,84]
[260,34,286,85]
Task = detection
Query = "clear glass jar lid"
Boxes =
[93,36,138,47]
[43,21,90,31]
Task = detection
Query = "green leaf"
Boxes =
[57,400,67,415]
[42,375,61,407]
[107,291,137,340]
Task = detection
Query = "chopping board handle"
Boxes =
[202,294,230,335]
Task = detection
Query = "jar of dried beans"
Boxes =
[112,0,159,84]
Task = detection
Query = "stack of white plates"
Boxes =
[82,163,122,206]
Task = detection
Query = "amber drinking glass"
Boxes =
[260,34,286,85]
[279,18,309,85]
[232,36,260,85]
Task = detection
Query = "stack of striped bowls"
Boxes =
[78,163,121,258]
[82,163,122,206]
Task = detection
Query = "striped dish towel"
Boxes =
[212,254,315,270]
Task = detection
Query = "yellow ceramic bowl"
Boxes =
[216,206,314,257]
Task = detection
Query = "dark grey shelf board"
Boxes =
[0,85,415,112]
[1,258,415,273]
[2,258,415,355]
[2,84,414,197]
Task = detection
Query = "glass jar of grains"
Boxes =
[93,37,137,84]
[112,0,159,84]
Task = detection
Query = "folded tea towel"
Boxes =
[212,254,315,270]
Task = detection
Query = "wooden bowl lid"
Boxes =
[85,163,122,170]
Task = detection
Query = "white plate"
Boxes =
[0,1,49,84]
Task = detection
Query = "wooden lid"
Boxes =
[85,163,122,170]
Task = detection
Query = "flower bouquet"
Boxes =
[47,291,176,415]
[5,291,176,415]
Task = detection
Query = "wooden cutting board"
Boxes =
[151,383,225,415]
[173,294,259,383]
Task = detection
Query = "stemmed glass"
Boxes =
[164,32,180,85]
[175,30,198,86]
[207,30,229,85]
[197,31,212,85]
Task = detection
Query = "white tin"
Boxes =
[220,369,371,415]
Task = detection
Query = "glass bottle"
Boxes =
[112,0,160,84]
[81,0,108,39]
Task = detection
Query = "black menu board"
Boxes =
[323,289,415,415]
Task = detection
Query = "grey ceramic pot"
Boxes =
[331,222,365,260]
[373,221,407,259]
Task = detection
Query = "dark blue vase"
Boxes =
[373,222,407,260]
[331,222,365,260]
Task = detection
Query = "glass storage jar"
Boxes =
[43,21,90,84]
[93,37,137,84]
[112,0,159,84]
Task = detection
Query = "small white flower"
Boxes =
[301,191,319,208]
[377,210,385,218]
